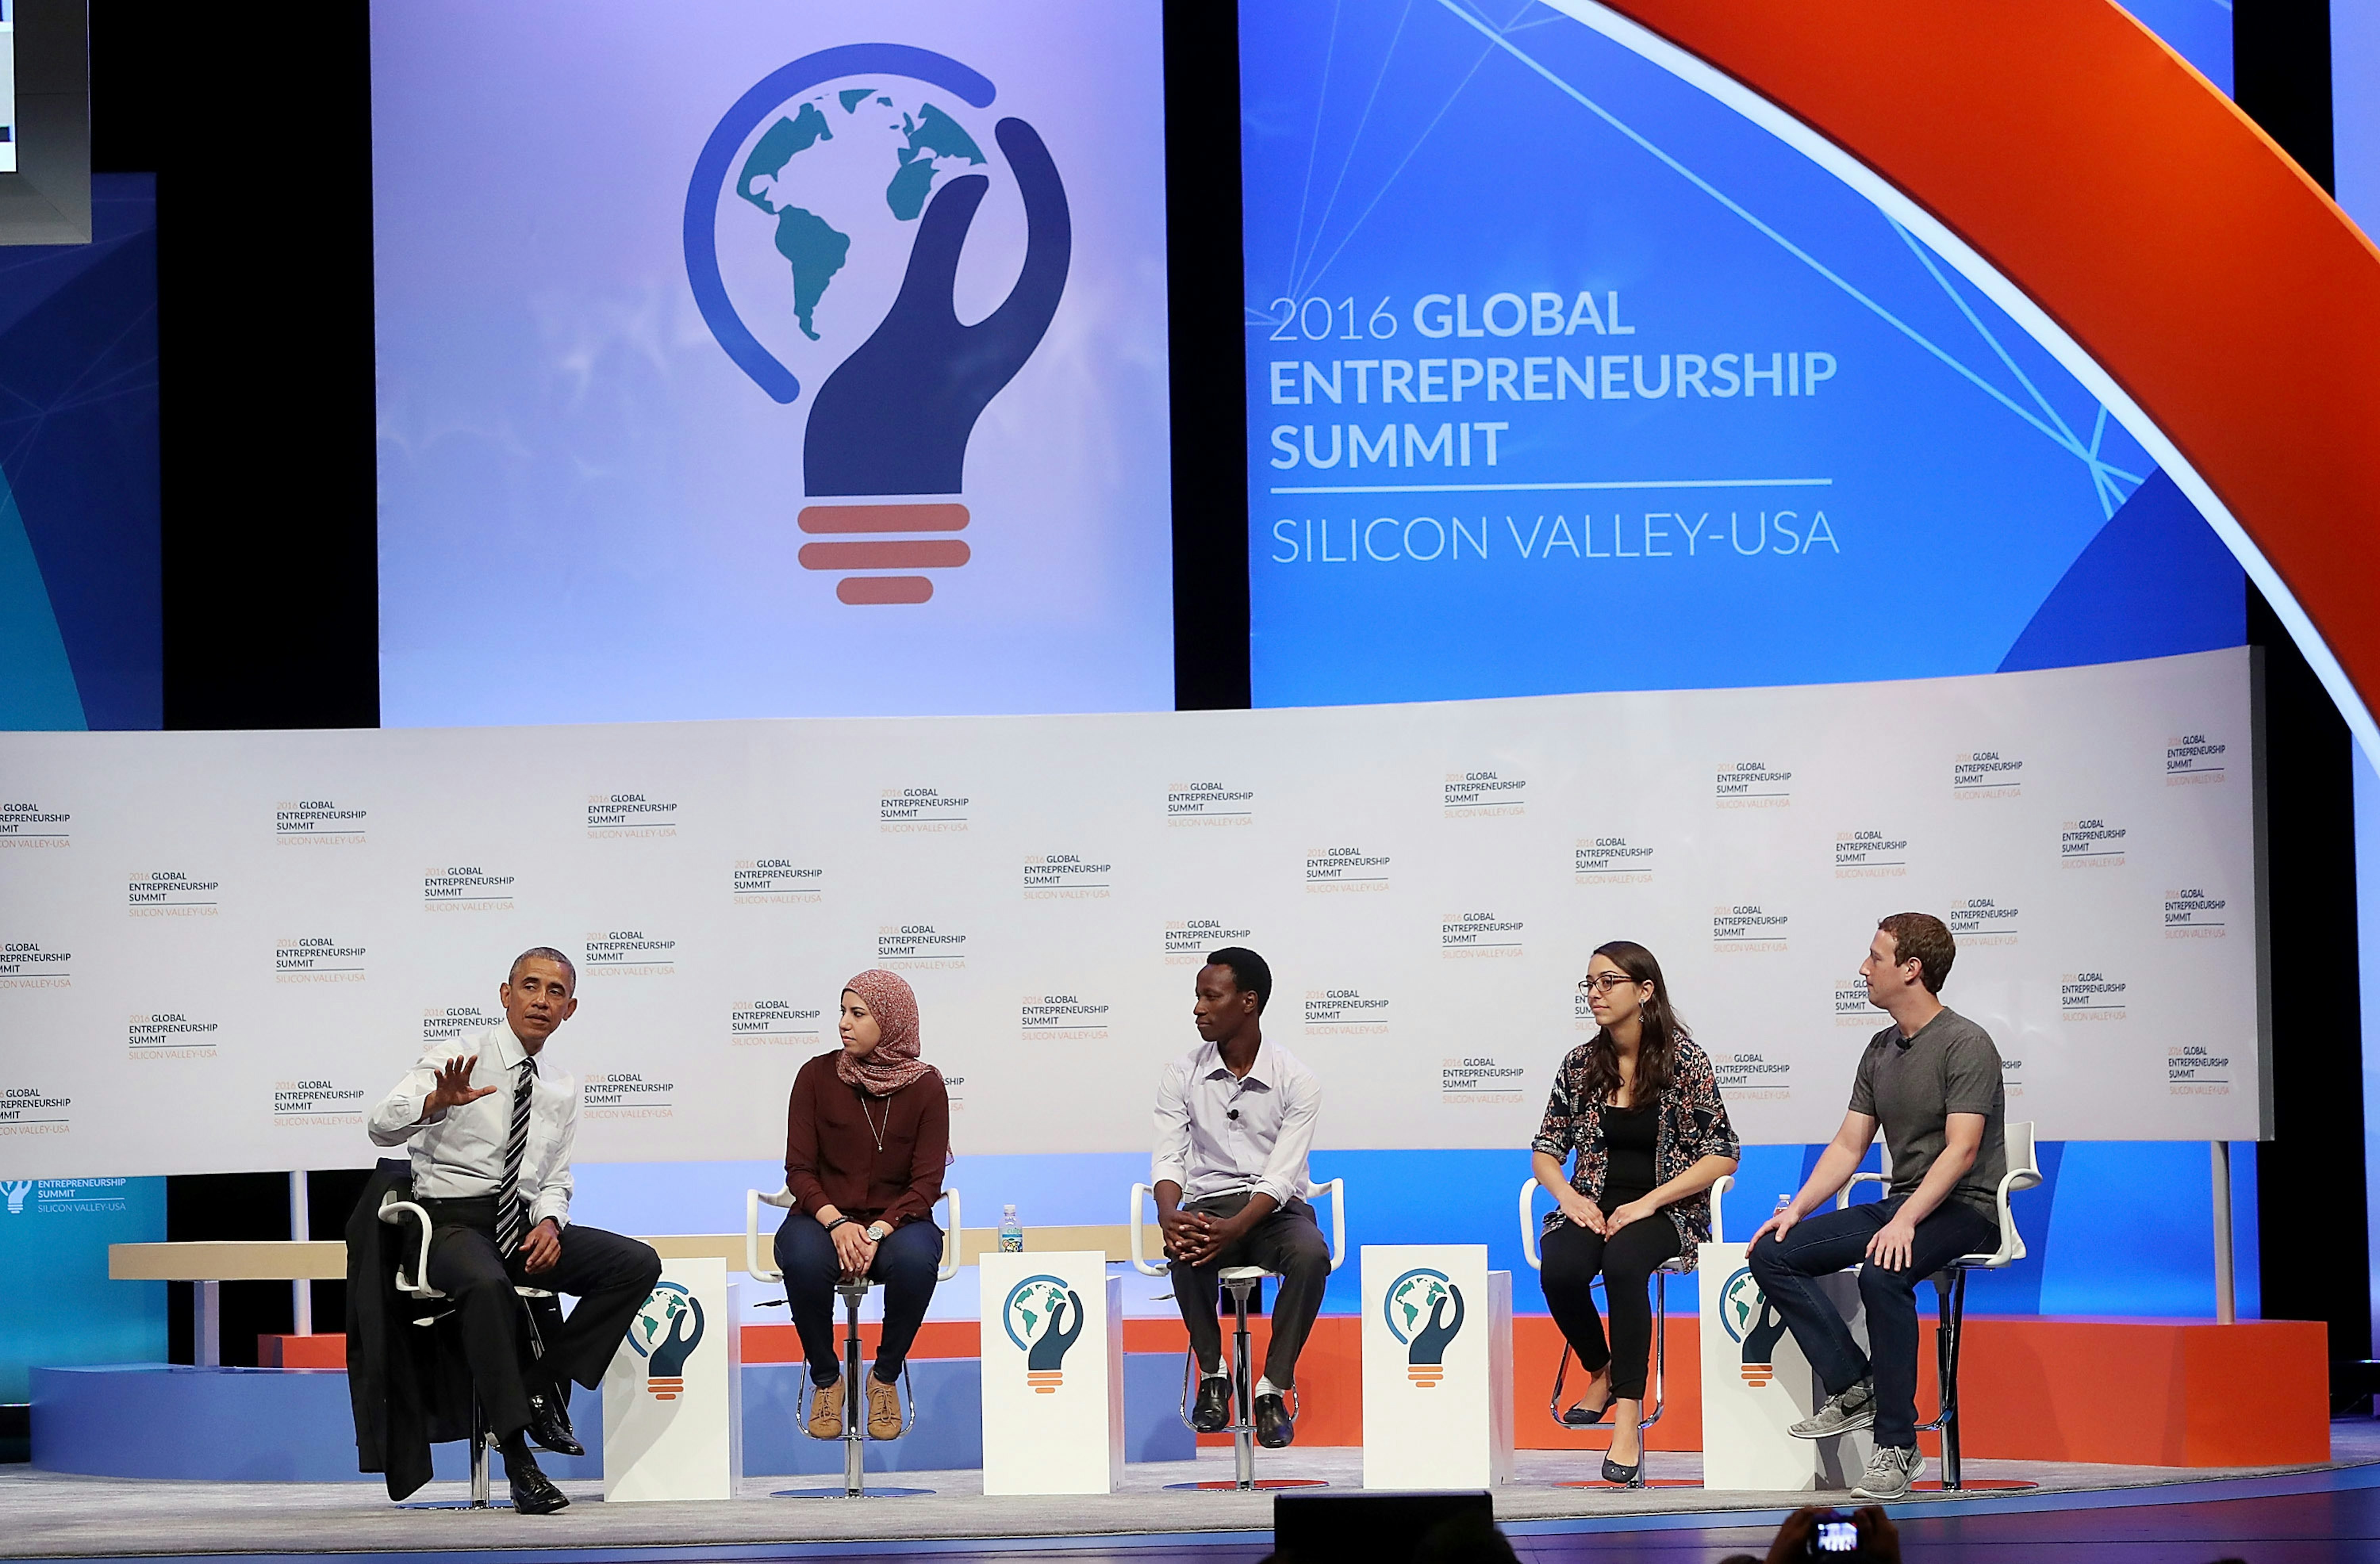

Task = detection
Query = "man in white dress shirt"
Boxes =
[1152,946,1328,1449]
[368,947,661,1514]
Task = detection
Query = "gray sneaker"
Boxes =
[1852,1442,1925,1500]
[1787,1378,1876,1439]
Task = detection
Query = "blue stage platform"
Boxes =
[29,1356,1195,1482]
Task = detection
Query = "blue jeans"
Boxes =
[773,1215,944,1383]
[1747,1196,1997,1449]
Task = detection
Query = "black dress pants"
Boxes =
[1539,1194,1683,1401]
[1169,1192,1331,1389]
[420,1196,663,1441]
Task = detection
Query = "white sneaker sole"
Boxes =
[1788,1406,1877,1439]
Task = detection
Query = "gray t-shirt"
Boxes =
[1848,1006,2006,1221]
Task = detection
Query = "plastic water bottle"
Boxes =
[999,1204,1024,1253]
[1774,1194,1793,1222]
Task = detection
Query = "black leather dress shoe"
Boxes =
[1254,1391,1294,1449]
[1190,1375,1232,1433]
[524,1388,583,1457]
[504,1448,570,1514]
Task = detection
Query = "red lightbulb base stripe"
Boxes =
[798,501,973,606]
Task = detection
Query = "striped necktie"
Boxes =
[495,1056,537,1256]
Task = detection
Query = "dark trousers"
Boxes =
[1539,1202,1683,1401]
[774,1215,944,1384]
[1747,1196,1998,1449]
[420,1197,663,1442]
[1170,1193,1330,1389]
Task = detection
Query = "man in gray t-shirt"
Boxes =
[1748,914,2007,1501]
[1849,1008,2007,1220]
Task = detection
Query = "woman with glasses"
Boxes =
[1532,940,1740,1485]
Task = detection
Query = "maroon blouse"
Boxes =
[783,1051,949,1227]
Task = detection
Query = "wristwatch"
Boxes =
[864,1221,892,1242]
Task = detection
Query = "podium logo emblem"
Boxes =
[1718,1266,1790,1388]
[1384,1267,1466,1388]
[628,1281,706,1402]
[1002,1273,1083,1393]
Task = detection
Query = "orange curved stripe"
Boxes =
[1598,0,2380,715]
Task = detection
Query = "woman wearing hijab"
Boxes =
[775,969,952,1441]
[1531,940,1740,1487]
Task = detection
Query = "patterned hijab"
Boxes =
[835,969,933,1096]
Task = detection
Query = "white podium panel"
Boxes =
[1699,1242,1873,1490]
[979,1253,1124,1495]
[603,1259,741,1502]
[1361,1246,1513,1490]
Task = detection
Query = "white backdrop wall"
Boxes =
[0,649,2263,1180]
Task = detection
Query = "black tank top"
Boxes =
[1603,1102,1657,1201]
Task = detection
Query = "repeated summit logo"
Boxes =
[627,1281,707,1402]
[1717,1266,1792,1388]
[1384,1267,1465,1388]
[687,44,1071,606]
[1002,1273,1085,1393]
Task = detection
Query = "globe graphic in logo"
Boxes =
[1718,1267,1763,1344]
[1383,1268,1451,1346]
[714,79,1004,397]
[1000,1274,1071,1352]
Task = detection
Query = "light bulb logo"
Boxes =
[1002,1274,1083,1393]
[1384,1267,1466,1387]
[2,1181,31,1215]
[1719,1267,1789,1388]
[627,1281,707,1402]
[687,43,1072,606]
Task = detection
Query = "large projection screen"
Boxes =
[0,650,2263,1179]
[370,0,1174,726]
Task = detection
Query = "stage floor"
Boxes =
[9,1425,2380,1560]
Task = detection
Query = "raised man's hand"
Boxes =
[520,1219,562,1274]
[420,1055,498,1121]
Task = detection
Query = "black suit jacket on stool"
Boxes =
[345,1158,475,1501]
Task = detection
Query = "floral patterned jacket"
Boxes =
[1531,1036,1741,1271]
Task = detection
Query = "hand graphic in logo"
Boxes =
[2,1181,31,1215]
[1720,1268,1791,1389]
[803,115,1069,499]
[631,1285,706,1402]
[1407,1285,1466,1387]
[1025,1287,1084,1393]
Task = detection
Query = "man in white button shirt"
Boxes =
[1152,947,1327,1449]
[368,947,661,1514]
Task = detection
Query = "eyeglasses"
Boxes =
[1577,973,1641,996]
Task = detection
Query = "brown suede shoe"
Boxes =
[806,1378,843,1439]
[866,1374,905,1439]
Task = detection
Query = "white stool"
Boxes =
[377,1192,561,1510]
[745,1184,958,1499]
[1128,1180,1346,1491]
[1835,1122,2041,1490]
[1519,1175,1731,1451]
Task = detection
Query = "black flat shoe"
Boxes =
[1190,1376,1232,1434]
[524,1389,583,1457]
[1601,1454,1645,1489]
[1560,1398,1610,1427]
[1254,1392,1294,1449]
[505,1449,570,1514]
